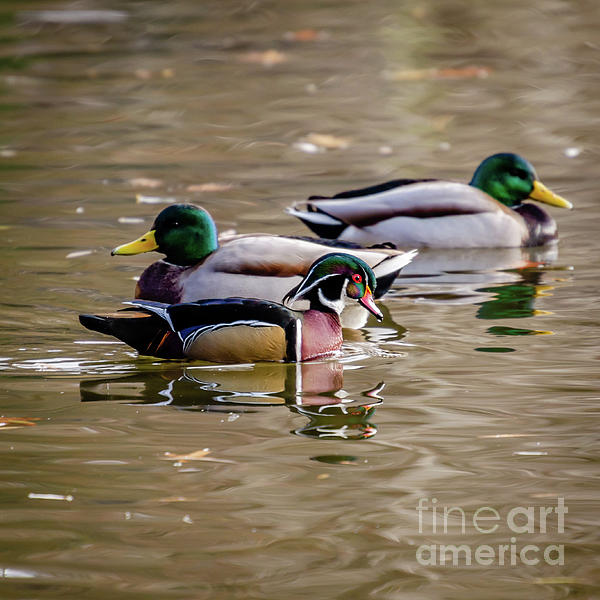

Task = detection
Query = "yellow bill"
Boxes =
[111,229,158,255]
[529,180,573,209]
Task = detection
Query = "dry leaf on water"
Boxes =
[128,177,163,189]
[304,133,351,150]
[162,449,236,464]
[0,417,39,430]
[136,194,176,205]
[186,183,234,193]
[384,66,491,82]
[283,29,327,42]
[238,50,287,67]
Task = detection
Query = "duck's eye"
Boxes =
[508,168,527,179]
[352,273,363,284]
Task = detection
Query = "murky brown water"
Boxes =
[1,1,599,598]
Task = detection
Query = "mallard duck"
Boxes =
[111,204,416,312]
[287,153,572,248]
[79,253,383,363]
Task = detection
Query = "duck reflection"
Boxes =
[399,245,557,284]
[475,267,557,336]
[80,362,382,439]
[395,245,558,305]
[471,268,559,353]
[394,245,571,348]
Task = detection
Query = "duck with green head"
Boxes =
[80,253,383,363]
[287,153,573,248]
[111,203,416,327]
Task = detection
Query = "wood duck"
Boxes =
[287,153,572,248]
[110,204,416,318]
[79,253,384,363]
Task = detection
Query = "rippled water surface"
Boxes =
[1,1,599,598]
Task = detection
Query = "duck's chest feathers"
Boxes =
[136,261,187,303]
[300,311,343,360]
[514,203,557,246]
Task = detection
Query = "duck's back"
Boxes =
[179,234,403,303]
[303,181,526,248]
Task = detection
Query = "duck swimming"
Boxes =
[79,253,383,363]
[287,153,572,248]
[111,203,416,308]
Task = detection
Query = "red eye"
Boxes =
[352,273,362,284]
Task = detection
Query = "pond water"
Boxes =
[1,1,599,598]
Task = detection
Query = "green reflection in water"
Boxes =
[487,326,553,337]
[476,270,554,338]
[474,347,516,353]
[476,280,547,320]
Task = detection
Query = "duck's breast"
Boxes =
[136,261,187,303]
[300,311,343,361]
[514,203,557,246]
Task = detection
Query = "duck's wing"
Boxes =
[201,234,415,298]
[80,298,300,362]
[287,181,509,238]
[161,298,300,363]
[309,178,437,200]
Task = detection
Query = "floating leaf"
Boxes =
[384,65,491,82]
[238,50,287,67]
[304,133,351,150]
[186,182,234,193]
[118,217,145,224]
[0,417,39,429]
[283,29,326,42]
[163,448,211,461]
[136,194,176,205]
[162,449,236,464]
[28,492,73,501]
[66,249,94,259]
[128,177,163,188]
[19,10,127,24]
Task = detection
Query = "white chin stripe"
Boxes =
[317,286,346,315]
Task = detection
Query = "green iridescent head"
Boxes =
[469,153,572,209]
[111,204,219,266]
[284,253,382,320]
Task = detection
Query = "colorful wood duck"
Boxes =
[79,253,384,363]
